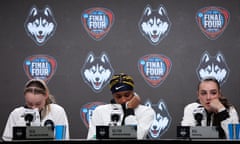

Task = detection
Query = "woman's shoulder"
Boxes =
[94,104,112,111]
[7,106,25,118]
[137,104,155,113]
[11,106,25,113]
[184,102,201,110]
[49,103,66,112]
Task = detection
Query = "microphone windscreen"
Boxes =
[44,119,55,131]
[24,113,34,122]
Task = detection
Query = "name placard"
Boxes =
[96,125,137,139]
[13,126,54,140]
[177,126,219,139]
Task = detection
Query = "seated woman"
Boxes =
[2,79,70,141]
[181,77,239,138]
[87,73,155,139]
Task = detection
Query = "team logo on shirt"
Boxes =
[24,5,57,46]
[146,99,171,139]
[196,51,230,86]
[80,102,106,128]
[81,7,114,41]
[23,54,57,83]
[138,4,171,45]
[81,52,114,93]
[138,54,172,87]
[196,6,230,40]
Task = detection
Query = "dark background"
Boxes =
[0,0,240,139]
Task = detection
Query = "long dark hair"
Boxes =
[198,77,232,138]
[197,77,232,109]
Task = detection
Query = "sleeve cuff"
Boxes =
[216,109,229,121]
[125,108,135,116]
[218,107,226,113]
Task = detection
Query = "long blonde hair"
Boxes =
[24,79,56,119]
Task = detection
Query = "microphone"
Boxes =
[110,104,122,126]
[193,106,204,126]
[44,119,55,131]
[23,108,38,126]
[111,108,122,126]
[24,113,34,126]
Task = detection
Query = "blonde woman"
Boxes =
[2,79,69,141]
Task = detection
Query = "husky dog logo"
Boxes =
[81,52,114,93]
[23,54,57,83]
[81,7,114,41]
[138,4,171,45]
[80,101,106,128]
[196,6,230,40]
[196,51,230,86]
[138,54,172,87]
[145,99,171,139]
[24,5,57,46]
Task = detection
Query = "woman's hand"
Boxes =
[126,92,141,109]
[209,98,225,113]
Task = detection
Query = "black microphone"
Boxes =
[44,119,55,131]
[111,112,120,123]
[24,113,34,126]
[111,107,122,126]
[193,106,204,126]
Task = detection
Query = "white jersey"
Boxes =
[87,103,155,139]
[181,102,239,139]
[2,103,70,141]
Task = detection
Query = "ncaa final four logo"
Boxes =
[80,102,106,128]
[196,6,230,40]
[138,54,172,87]
[23,55,57,83]
[81,7,114,41]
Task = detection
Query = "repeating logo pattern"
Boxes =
[196,51,230,86]
[138,4,171,45]
[23,54,57,83]
[81,52,114,93]
[81,7,114,41]
[80,101,106,128]
[138,54,172,87]
[196,6,230,40]
[24,5,57,46]
[146,99,171,139]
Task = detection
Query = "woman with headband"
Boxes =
[87,73,155,139]
[2,79,70,141]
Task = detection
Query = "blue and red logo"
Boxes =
[80,101,106,128]
[196,6,230,40]
[23,54,57,83]
[81,7,114,41]
[138,54,172,87]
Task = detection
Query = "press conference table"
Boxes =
[1,139,240,144]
